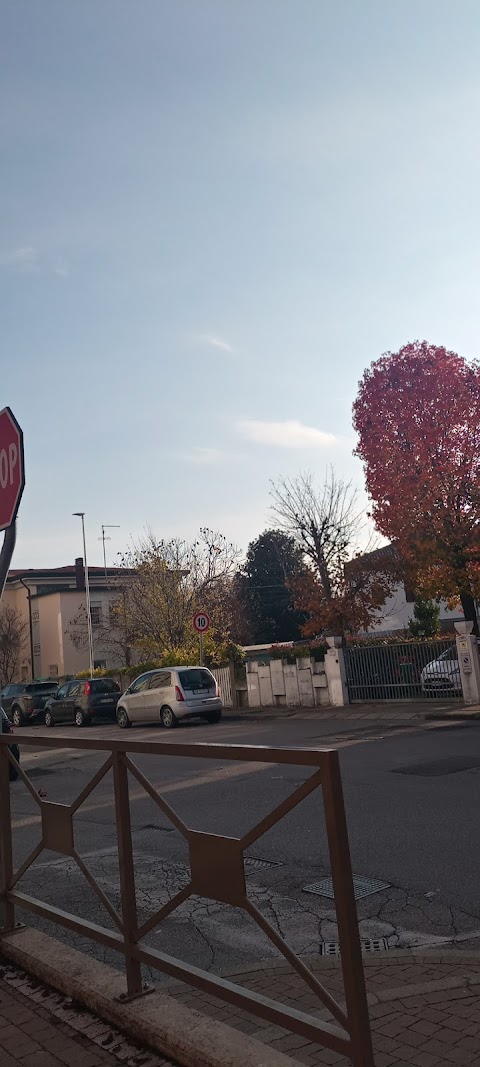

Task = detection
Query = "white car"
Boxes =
[116,666,223,729]
[421,647,461,695]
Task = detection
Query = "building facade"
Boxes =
[3,558,132,682]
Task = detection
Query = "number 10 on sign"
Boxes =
[193,612,210,665]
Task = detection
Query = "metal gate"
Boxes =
[344,639,461,701]
[212,665,233,707]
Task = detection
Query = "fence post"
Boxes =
[455,623,480,705]
[324,637,349,706]
[322,750,374,1067]
[0,744,15,931]
[112,750,143,998]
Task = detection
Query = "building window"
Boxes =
[33,643,41,656]
[94,659,107,670]
[21,666,28,681]
[31,610,39,623]
[109,602,119,627]
[404,585,415,603]
[90,605,102,626]
[49,664,58,677]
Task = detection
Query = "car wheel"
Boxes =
[74,709,85,727]
[12,707,24,728]
[44,710,54,727]
[205,712,222,724]
[117,707,131,729]
[160,706,177,729]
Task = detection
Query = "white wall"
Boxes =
[366,583,464,634]
[247,657,330,708]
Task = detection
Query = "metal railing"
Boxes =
[0,733,374,1067]
[345,639,460,701]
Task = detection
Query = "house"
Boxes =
[3,558,134,681]
[350,544,464,635]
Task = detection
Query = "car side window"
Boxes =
[148,672,171,690]
[1,687,10,698]
[56,684,69,699]
[68,682,81,697]
[129,673,150,694]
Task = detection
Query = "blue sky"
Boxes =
[2,1,480,568]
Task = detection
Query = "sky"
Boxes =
[2,0,480,569]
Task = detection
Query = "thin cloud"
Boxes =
[0,245,69,278]
[196,333,234,355]
[236,419,338,448]
[0,245,41,273]
[182,447,222,465]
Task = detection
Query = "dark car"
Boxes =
[44,678,121,727]
[1,681,59,727]
[1,707,20,780]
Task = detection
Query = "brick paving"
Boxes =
[0,973,174,1067]
[166,950,480,1065]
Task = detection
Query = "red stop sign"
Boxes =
[0,408,25,532]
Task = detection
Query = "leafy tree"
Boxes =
[270,470,397,637]
[0,606,27,685]
[66,529,241,665]
[118,528,240,658]
[234,529,306,644]
[408,597,441,638]
[353,340,480,634]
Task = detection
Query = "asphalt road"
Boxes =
[5,713,480,982]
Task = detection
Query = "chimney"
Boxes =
[75,557,85,591]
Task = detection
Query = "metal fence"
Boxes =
[345,639,461,701]
[0,733,374,1067]
[213,665,233,707]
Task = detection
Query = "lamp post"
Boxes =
[99,524,120,584]
[73,512,94,677]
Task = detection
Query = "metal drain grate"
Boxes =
[303,876,390,900]
[244,857,281,873]
[320,937,389,957]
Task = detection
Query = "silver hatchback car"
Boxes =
[116,666,223,729]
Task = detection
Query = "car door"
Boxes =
[51,683,70,723]
[124,673,151,722]
[0,686,12,715]
[145,672,171,720]
[65,681,82,722]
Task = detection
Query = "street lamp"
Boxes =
[73,512,94,677]
[99,524,120,584]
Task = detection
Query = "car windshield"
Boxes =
[26,683,58,693]
[178,669,215,691]
[437,647,458,663]
[5,685,24,695]
[90,679,120,693]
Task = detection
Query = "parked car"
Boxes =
[44,678,121,727]
[1,707,20,780]
[116,666,222,729]
[1,681,59,726]
[420,646,461,695]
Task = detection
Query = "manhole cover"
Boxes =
[320,937,389,957]
[244,857,281,873]
[392,756,480,776]
[303,876,390,900]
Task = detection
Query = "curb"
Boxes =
[0,928,302,1067]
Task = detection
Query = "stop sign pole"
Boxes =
[0,407,25,601]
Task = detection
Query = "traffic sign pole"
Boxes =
[199,631,203,667]
[0,522,16,602]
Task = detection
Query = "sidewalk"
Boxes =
[226,700,473,723]
[0,967,173,1067]
[166,949,480,1065]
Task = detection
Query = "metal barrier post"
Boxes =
[323,751,374,1067]
[0,745,15,931]
[112,750,143,998]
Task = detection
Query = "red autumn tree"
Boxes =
[353,340,480,633]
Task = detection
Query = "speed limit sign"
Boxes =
[193,611,210,633]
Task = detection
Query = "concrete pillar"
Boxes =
[455,622,480,705]
[324,637,350,707]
